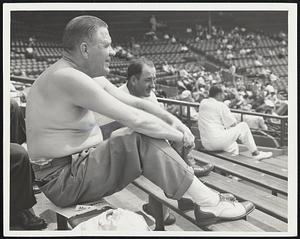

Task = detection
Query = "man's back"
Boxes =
[198,98,236,138]
[26,59,102,162]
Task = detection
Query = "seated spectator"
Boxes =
[101,57,214,225]
[149,14,158,32]
[239,48,246,56]
[234,108,268,131]
[10,143,47,230]
[198,85,272,159]
[171,36,176,43]
[180,45,189,52]
[10,99,26,145]
[195,76,205,92]
[226,51,234,59]
[254,58,263,66]
[10,97,47,230]
[179,90,198,121]
[264,101,281,124]
[162,61,176,75]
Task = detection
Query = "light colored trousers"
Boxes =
[33,128,194,207]
[201,122,257,155]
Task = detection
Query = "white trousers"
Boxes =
[202,122,257,155]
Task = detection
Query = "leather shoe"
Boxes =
[142,203,176,226]
[14,209,47,230]
[194,200,255,226]
[178,193,236,212]
[178,197,194,211]
[192,163,214,177]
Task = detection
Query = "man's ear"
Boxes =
[80,42,89,59]
[130,75,138,85]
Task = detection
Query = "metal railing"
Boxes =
[157,97,288,147]
[9,76,288,147]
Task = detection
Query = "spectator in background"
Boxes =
[10,99,26,145]
[149,15,158,32]
[179,90,199,121]
[243,107,268,131]
[10,143,47,230]
[171,36,177,43]
[10,97,47,230]
[162,61,176,75]
[198,85,272,160]
[234,107,268,131]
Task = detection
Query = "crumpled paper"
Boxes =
[73,208,150,231]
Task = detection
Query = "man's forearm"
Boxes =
[136,98,182,126]
[120,109,184,143]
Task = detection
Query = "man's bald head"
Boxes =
[62,15,108,53]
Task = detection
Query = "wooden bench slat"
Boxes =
[248,209,288,232]
[191,150,287,195]
[200,172,288,222]
[275,155,288,161]
[238,148,288,169]
[250,156,288,169]
[200,150,288,180]
[133,176,263,231]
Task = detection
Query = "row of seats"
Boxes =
[11,39,61,48]
[131,44,187,55]
[188,37,282,53]
[246,65,288,77]
[222,57,288,69]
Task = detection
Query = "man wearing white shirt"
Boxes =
[198,85,272,160]
[112,57,215,225]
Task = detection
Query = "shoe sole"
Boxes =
[195,205,255,227]
[195,166,214,177]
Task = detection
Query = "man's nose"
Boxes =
[150,79,156,88]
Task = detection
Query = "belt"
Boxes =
[31,156,71,172]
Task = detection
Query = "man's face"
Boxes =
[133,64,156,97]
[87,27,115,77]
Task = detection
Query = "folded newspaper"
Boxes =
[73,208,150,231]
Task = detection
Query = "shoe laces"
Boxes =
[219,193,237,206]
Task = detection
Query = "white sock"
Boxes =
[183,176,219,207]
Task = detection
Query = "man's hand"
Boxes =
[172,120,195,149]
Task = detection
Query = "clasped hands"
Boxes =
[172,121,195,153]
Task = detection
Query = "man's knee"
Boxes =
[10,143,28,160]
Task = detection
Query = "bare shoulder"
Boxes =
[53,67,90,83]
[93,76,111,88]
[50,67,101,93]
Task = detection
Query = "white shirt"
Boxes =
[119,84,159,104]
[198,98,237,139]
[94,83,159,126]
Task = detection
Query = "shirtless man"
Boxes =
[26,16,254,225]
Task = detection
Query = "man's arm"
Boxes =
[221,103,237,128]
[53,69,190,144]
[95,76,195,144]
